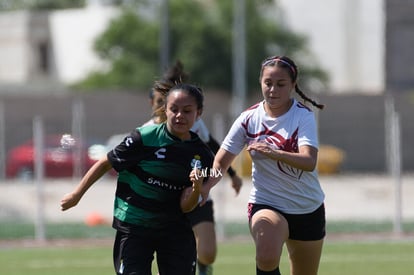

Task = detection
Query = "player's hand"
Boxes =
[180,168,205,212]
[189,168,204,192]
[230,174,243,196]
[60,192,81,211]
[247,141,278,159]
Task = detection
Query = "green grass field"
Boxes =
[2,220,414,239]
[1,241,414,274]
[1,221,414,274]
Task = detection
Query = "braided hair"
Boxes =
[260,56,324,110]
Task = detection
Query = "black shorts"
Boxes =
[186,200,215,227]
[247,203,326,241]
[113,228,196,275]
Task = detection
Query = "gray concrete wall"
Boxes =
[317,93,413,172]
[1,92,413,173]
[385,0,414,93]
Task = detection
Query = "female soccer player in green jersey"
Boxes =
[61,83,215,275]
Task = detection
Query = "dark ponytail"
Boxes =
[294,84,325,110]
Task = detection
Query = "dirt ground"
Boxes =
[2,173,414,246]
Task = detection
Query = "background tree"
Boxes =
[74,10,160,91]
[74,0,329,94]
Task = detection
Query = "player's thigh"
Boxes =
[249,208,289,259]
[114,231,155,275]
[286,239,324,275]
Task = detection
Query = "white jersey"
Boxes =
[143,118,211,143]
[221,99,325,214]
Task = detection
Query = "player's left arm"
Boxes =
[247,143,318,171]
[246,113,319,171]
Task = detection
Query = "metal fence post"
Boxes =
[33,115,46,241]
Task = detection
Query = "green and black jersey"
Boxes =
[107,123,214,234]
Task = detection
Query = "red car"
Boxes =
[5,135,106,179]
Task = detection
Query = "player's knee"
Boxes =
[198,251,216,265]
[256,256,278,270]
[197,241,217,264]
[256,249,280,270]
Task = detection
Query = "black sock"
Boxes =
[256,266,281,275]
[198,260,213,275]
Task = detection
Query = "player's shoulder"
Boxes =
[245,102,262,112]
[138,123,161,135]
[236,101,263,123]
[136,123,168,145]
[294,100,314,114]
[142,118,156,127]
[290,100,317,125]
[239,101,262,117]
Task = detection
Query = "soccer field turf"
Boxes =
[1,240,414,275]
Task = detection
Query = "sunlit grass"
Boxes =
[1,241,414,275]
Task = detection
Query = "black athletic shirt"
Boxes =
[107,123,214,234]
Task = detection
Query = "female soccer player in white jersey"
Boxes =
[200,56,326,275]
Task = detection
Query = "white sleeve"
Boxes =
[191,119,211,143]
[298,112,319,149]
[221,114,247,155]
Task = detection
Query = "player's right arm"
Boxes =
[180,168,204,213]
[60,156,112,211]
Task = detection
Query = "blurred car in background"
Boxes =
[5,135,107,179]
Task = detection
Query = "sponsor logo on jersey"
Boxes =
[191,155,202,169]
[154,147,167,159]
[147,177,186,190]
[125,137,133,147]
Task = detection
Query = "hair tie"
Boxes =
[262,57,296,76]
